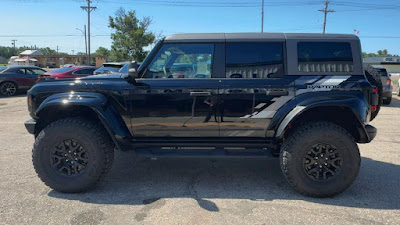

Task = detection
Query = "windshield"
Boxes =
[49,67,74,73]
[118,63,130,74]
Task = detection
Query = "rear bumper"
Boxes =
[25,119,37,134]
[365,124,377,142]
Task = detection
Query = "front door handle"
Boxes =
[190,91,211,97]
[266,89,289,96]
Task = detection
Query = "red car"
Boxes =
[38,66,96,81]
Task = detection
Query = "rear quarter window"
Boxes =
[297,42,354,73]
[225,42,284,78]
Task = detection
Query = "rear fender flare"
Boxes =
[274,93,370,143]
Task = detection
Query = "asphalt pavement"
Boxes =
[0,94,399,225]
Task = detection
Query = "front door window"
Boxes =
[143,44,214,79]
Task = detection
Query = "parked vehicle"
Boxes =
[38,66,96,80]
[93,62,127,75]
[63,64,76,68]
[0,65,46,96]
[25,33,379,197]
[372,66,393,104]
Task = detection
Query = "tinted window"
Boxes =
[297,42,354,73]
[16,69,26,74]
[27,69,46,75]
[225,43,284,78]
[144,44,214,79]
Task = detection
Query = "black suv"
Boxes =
[25,33,379,197]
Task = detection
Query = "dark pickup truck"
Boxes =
[25,33,379,197]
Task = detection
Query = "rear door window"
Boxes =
[225,43,284,78]
[297,42,354,73]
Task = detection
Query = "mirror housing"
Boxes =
[122,61,139,83]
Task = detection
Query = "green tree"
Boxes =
[108,8,155,62]
[363,49,399,58]
[93,47,110,60]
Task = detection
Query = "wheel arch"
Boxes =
[276,105,370,144]
[34,92,132,151]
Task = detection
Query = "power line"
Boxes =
[81,0,97,65]
[318,1,335,34]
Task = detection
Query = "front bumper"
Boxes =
[25,119,37,134]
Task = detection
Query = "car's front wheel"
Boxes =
[32,118,114,193]
[0,82,18,96]
[280,121,360,197]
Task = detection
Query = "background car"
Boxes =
[38,66,96,80]
[94,62,141,76]
[0,65,46,96]
[93,62,128,75]
[373,66,393,104]
[63,64,75,68]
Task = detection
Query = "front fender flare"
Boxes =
[36,92,132,150]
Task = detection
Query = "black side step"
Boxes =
[135,148,276,158]
[131,137,276,149]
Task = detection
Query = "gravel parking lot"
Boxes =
[0,94,399,225]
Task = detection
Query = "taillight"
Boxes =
[386,78,392,86]
[372,88,378,93]
[371,105,377,111]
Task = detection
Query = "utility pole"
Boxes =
[11,40,17,55]
[56,46,59,54]
[81,0,96,65]
[318,1,335,34]
[261,0,264,33]
[76,25,88,64]
[72,50,75,55]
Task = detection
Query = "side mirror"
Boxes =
[122,61,138,83]
[128,61,139,78]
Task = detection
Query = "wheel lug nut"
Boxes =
[324,163,328,166]
[325,158,328,160]
[319,165,323,168]
[315,157,318,159]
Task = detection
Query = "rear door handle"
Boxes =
[190,91,211,97]
[266,90,289,96]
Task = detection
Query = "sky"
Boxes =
[0,0,399,55]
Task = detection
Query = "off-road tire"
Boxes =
[383,96,392,105]
[280,121,360,197]
[364,64,382,120]
[32,117,114,193]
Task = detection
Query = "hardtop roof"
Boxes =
[164,32,359,43]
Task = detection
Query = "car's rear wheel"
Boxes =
[0,82,18,96]
[280,121,360,197]
[32,117,114,192]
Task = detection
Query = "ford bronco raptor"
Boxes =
[25,33,379,197]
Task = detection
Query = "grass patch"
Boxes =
[392,80,398,85]
[0,64,7,66]
[0,103,7,106]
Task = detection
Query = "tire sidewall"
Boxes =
[0,82,18,96]
[282,124,360,196]
[34,122,106,192]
